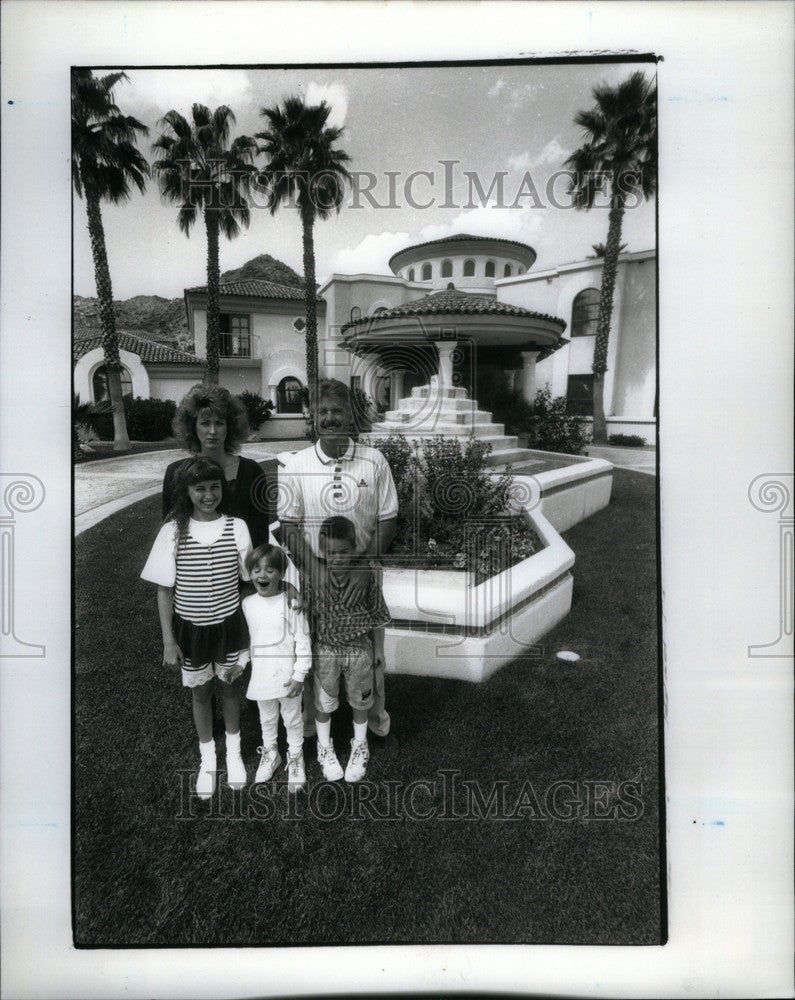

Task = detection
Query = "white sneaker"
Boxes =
[254,745,282,784]
[225,735,247,790]
[344,739,370,783]
[196,741,216,800]
[285,751,306,793]
[317,740,344,781]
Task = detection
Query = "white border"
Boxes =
[1,2,793,998]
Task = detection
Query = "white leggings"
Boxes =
[258,697,303,755]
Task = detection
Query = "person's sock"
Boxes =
[226,731,241,750]
[353,720,368,745]
[316,719,332,748]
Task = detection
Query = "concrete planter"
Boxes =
[383,503,574,683]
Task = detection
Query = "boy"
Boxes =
[308,516,390,782]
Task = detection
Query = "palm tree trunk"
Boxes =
[84,180,131,452]
[591,198,625,445]
[204,210,221,386]
[300,201,319,401]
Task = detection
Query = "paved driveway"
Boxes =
[74,441,310,535]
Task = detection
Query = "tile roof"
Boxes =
[388,233,536,268]
[186,279,318,301]
[73,330,204,365]
[341,288,566,332]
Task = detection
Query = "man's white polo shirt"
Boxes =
[278,439,398,556]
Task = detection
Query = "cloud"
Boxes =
[329,203,544,277]
[487,78,506,98]
[508,82,540,108]
[508,137,570,173]
[126,69,253,120]
[304,81,349,128]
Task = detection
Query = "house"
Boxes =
[73,236,656,445]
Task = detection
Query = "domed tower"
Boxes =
[388,233,537,294]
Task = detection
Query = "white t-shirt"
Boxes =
[141,516,252,588]
[240,591,312,701]
[278,439,398,556]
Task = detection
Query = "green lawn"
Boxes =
[73,469,662,946]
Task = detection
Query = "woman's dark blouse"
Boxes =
[161,456,272,548]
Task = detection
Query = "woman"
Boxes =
[162,384,273,547]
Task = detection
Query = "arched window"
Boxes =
[408,268,415,281]
[504,264,512,277]
[441,259,453,278]
[93,364,132,402]
[421,262,432,280]
[571,288,600,337]
[484,260,495,277]
[350,306,362,323]
[277,376,303,414]
[463,259,475,277]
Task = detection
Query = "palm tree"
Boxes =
[151,105,257,385]
[565,71,657,444]
[72,69,149,452]
[256,96,351,404]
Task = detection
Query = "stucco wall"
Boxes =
[147,368,202,401]
[610,260,656,418]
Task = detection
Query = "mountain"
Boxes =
[72,254,311,353]
[219,254,306,288]
[73,294,191,351]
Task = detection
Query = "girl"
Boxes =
[141,456,252,799]
[239,544,312,793]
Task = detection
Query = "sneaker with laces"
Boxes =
[344,738,370,783]
[254,744,281,784]
[225,736,247,790]
[285,751,306,793]
[317,740,344,781]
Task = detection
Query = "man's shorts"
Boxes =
[313,636,375,713]
[181,650,243,689]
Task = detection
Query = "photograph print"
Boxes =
[73,57,662,946]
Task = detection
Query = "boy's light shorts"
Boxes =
[313,636,375,713]
[181,650,244,689]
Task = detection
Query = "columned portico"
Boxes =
[435,340,456,392]
[520,350,541,405]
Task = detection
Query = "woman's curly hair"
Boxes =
[172,384,249,454]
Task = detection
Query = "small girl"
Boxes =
[238,544,312,793]
[141,456,252,799]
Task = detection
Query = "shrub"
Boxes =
[94,396,176,442]
[527,386,590,455]
[72,393,111,458]
[350,386,374,436]
[608,432,647,447]
[237,390,274,431]
[369,434,542,583]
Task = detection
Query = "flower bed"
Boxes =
[370,435,545,585]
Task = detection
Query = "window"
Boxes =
[277,376,303,414]
[407,268,415,281]
[571,288,600,337]
[484,260,495,277]
[566,375,594,416]
[421,263,432,280]
[372,306,387,315]
[293,317,306,333]
[350,307,362,323]
[463,259,475,277]
[504,264,512,277]
[219,314,251,357]
[441,259,453,278]
[92,364,132,402]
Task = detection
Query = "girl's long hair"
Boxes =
[166,457,227,548]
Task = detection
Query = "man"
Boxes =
[279,378,398,741]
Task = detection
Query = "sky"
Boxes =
[73,61,657,300]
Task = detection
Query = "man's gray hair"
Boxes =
[315,378,351,408]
